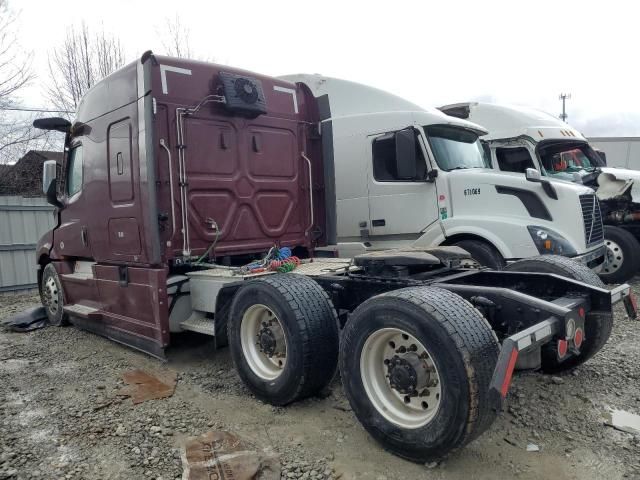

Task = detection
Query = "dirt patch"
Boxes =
[0,280,639,479]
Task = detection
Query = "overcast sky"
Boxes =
[15,0,640,136]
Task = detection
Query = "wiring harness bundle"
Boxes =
[241,247,301,274]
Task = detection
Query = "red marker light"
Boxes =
[574,328,584,349]
[557,339,568,358]
[439,194,446,201]
[501,348,519,398]
[578,307,585,318]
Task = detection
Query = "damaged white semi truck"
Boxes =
[33,54,633,463]
[439,102,640,283]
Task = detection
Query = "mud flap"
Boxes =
[489,317,560,411]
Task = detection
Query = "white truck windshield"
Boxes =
[538,141,605,174]
[425,125,488,171]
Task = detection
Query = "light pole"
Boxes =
[559,93,571,122]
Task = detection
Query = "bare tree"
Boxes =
[46,22,125,113]
[0,0,55,164]
[161,14,194,59]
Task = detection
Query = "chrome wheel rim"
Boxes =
[459,258,482,269]
[240,304,287,380]
[43,276,60,315]
[603,238,624,275]
[360,328,442,429]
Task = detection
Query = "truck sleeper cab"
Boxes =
[440,102,640,283]
[283,75,606,272]
[34,53,634,463]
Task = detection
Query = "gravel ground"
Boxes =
[0,281,639,480]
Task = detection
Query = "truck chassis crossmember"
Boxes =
[311,266,626,405]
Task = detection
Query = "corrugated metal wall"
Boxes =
[0,196,55,292]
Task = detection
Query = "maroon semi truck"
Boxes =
[33,52,636,462]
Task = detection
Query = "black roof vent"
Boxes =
[219,72,267,117]
[439,104,470,119]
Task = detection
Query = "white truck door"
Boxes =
[366,128,439,238]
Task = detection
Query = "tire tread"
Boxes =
[231,274,339,404]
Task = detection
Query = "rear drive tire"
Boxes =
[339,287,499,462]
[599,225,640,284]
[229,274,339,406]
[453,240,505,270]
[40,263,69,326]
[505,255,612,372]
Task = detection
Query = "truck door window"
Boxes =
[372,131,426,182]
[495,147,535,173]
[66,145,83,196]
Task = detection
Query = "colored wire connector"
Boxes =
[269,256,300,272]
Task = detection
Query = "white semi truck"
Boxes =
[439,102,639,283]
[283,75,606,271]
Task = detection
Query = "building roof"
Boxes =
[0,150,63,197]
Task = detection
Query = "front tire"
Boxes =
[340,287,499,462]
[599,225,640,284]
[39,263,68,326]
[453,240,505,270]
[228,274,339,406]
[505,255,613,372]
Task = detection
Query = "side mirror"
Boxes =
[395,128,417,179]
[525,168,542,183]
[596,149,607,165]
[42,160,62,208]
[33,117,71,133]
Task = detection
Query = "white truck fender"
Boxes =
[413,222,525,260]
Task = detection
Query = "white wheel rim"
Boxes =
[240,304,287,380]
[360,328,442,429]
[43,276,60,315]
[603,238,624,274]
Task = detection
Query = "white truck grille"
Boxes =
[580,194,604,247]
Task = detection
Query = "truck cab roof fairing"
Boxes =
[282,74,488,136]
[439,102,586,142]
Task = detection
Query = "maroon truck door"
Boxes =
[53,143,93,258]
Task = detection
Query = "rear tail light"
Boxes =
[557,339,568,358]
[574,328,584,349]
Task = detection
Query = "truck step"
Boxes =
[63,304,99,318]
[180,312,215,336]
[60,272,94,281]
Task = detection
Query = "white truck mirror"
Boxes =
[42,160,62,207]
[596,149,607,166]
[525,168,541,183]
[42,160,57,194]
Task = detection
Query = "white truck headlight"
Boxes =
[527,226,578,256]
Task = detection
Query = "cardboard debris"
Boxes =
[117,369,177,404]
[604,408,640,435]
[181,430,280,480]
